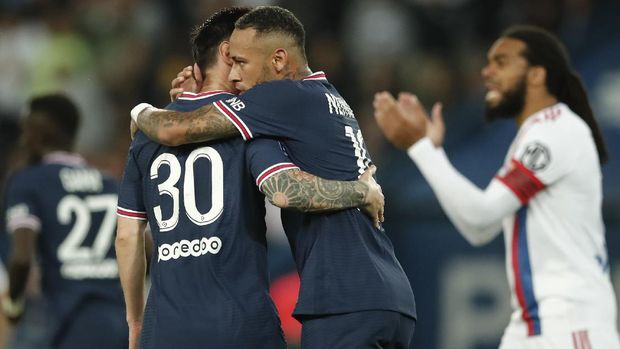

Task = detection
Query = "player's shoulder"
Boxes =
[169,91,235,111]
[5,165,42,190]
[523,103,589,142]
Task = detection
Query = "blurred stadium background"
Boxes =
[0,0,619,348]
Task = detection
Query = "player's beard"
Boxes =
[484,76,526,122]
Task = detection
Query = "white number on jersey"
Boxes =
[150,147,224,231]
[345,126,370,175]
[57,194,118,279]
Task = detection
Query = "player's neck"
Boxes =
[199,81,231,93]
[516,94,558,127]
[200,67,234,93]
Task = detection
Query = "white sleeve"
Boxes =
[407,138,521,246]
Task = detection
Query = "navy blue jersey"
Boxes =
[3,153,124,331]
[117,91,291,348]
[217,72,416,319]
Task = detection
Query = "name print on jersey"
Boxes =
[325,93,354,118]
[60,168,104,192]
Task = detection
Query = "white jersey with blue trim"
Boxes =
[496,103,616,337]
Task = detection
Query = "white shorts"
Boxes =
[499,328,620,349]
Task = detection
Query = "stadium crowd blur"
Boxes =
[1,0,619,348]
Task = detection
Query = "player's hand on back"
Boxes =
[169,64,203,101]
[359,165,385,229]
[373,92,428,150]
[397,93,445,147]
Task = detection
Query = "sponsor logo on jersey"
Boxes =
[520,142,551,171]
[158,236,222,262]
[225,97,246,111]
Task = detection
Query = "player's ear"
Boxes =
[219,41,232,66]
[272,48,288,74]
[527,65,546,88]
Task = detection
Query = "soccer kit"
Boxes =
[216,72,417,347]
[408,103,620,348]
[4,152,127,349]
[117,91,288,349]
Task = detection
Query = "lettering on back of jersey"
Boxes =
[59,168,103,193]
[325,93,354,118]
[226,97,246,111]
[520,142,551,172]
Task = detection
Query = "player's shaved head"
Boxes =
[235,6,307,62]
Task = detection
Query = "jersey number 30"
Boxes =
[150,147,224,232]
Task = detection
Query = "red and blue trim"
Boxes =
[512,206,541,336]
[177,90,231,100]
[213,100,253,141]
[256,163,299,190]
[302,71,327,81]
[117,207,147,221]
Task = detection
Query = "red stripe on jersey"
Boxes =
[581,331,592,349]
[496,159,545,204]
[178,90,230,100]
[303,72,327,80]
[117,207,147,220]
[572,332,579,349]
[214,100,252,140]
[256,163,299,189]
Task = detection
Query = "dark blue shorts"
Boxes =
[300,310,415,349]
[53,299,128,349]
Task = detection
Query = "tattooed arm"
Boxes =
[134,104,238,146]
[262,166,384,227]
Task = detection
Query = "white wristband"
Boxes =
[130,103,153,124]
[2,296,25,318]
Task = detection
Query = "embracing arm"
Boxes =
[132,104,238,146]
[115,217,148,349]
[261,167,384,227]
[408,138,521,246]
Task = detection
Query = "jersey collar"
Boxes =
[302,71,327,81]
[178,90,232,100]
[43,151,86,166]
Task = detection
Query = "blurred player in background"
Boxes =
[1,94,127,349]
[117,7,384,349]
[374,25,620,348]
[131,6,416,349]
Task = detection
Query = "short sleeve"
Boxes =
[214,81,305,141]
[496,122,574,204]
[117,145,147,220]
[4,173,42,233]
[246,139,299,192]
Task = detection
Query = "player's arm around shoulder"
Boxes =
[130,102,239,147]
[261,166,384,228]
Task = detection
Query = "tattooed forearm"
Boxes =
[262,169,368,212]
[137,105,239,146]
